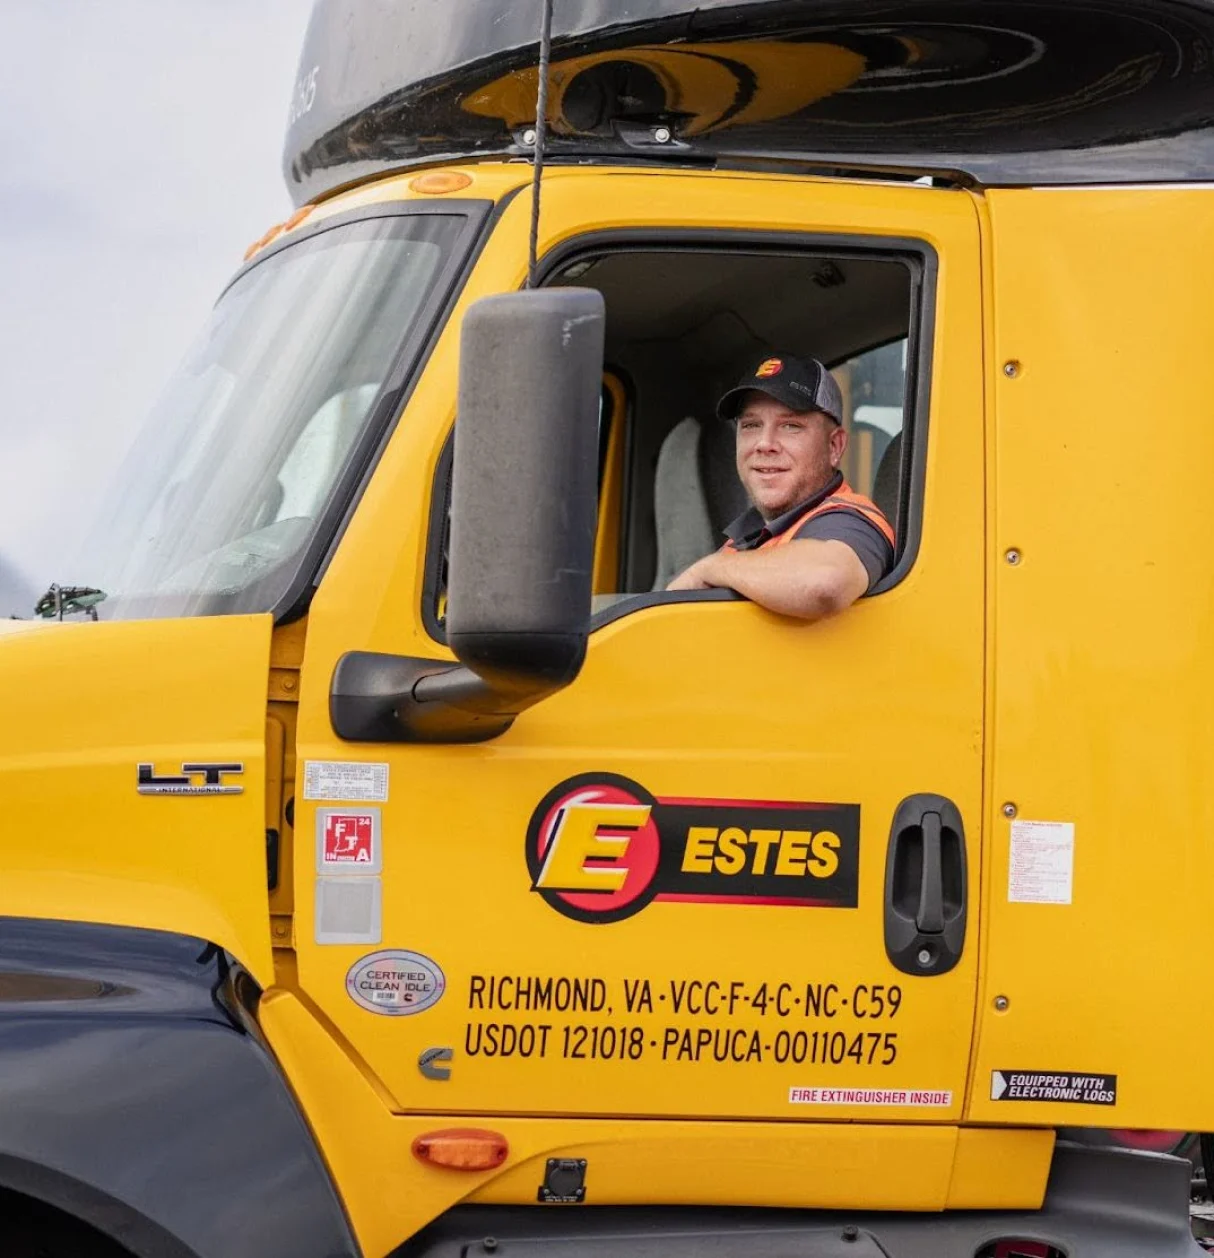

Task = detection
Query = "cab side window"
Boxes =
[426,242,926,638]
[563,247,922,601]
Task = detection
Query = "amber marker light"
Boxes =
[412,1128,509,1171]
[242,205,316,261]
[243,223,283,261]
[282,204,315,232]
[409,171,474,194]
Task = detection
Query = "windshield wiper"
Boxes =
[35,584,108,621]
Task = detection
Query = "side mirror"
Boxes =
[330,287,605,743]
[446,287,604,697]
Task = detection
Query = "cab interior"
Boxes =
[547,246,918,596]
[427,244,920,633]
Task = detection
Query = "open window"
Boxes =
[553,243,923,596]
[426,237,928,637]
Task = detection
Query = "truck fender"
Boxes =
[0,916,358,1258]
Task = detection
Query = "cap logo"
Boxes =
[755,358,783,379]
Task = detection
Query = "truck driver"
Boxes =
[666,353,895,619]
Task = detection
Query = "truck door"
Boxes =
[291,174,985,1127]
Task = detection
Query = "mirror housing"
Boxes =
[331,287,605,743]
[445,287,604,697]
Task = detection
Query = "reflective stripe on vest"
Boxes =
[723,481,894,552]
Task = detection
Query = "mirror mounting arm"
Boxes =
[330,651,518,744]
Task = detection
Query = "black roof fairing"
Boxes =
[284,0,1214,204]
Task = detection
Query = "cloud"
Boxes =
[0,0,313,586]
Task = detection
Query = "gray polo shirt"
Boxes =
[722,472,895,591]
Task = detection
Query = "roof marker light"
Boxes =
[409,172,474,195]
[242,204,316,261]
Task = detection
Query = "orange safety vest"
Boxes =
[723,481,895,552]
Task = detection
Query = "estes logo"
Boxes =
[526,774,859,923]
[755,357,784,378]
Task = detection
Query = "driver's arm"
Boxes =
[666,538,868,621]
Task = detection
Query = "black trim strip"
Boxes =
[421,432,455,644]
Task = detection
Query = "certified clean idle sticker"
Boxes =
[991,1070,1116,1106]
[346,950,445,1016]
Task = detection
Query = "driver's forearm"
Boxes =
[705,546,863,620]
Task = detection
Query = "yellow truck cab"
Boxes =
[3,1,1214,1255]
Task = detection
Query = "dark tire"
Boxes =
[0,1189,133,1258]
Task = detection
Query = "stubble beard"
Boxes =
[750,454,836,523]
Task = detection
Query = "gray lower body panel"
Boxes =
[399,1144,1202,1257]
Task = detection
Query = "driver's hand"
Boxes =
[666,555,720,591]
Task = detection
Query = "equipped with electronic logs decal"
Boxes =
[3,1,1214,1255]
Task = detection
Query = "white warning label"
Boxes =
[991,1070,1116,1106]
[789,1087,952,1107]
[303,760,389,802]
[1008,819,1073,904]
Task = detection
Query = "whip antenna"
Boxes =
[527,0,555,289]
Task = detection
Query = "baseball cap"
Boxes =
[716,353,843,423]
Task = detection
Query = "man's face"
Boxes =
[735,392,847,521]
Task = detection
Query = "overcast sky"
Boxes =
[0,0,314,594]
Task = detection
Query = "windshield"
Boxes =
[82,212,468,619]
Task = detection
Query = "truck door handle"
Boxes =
[884,793,967,976]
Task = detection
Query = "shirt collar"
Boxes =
[723,471,844,550]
